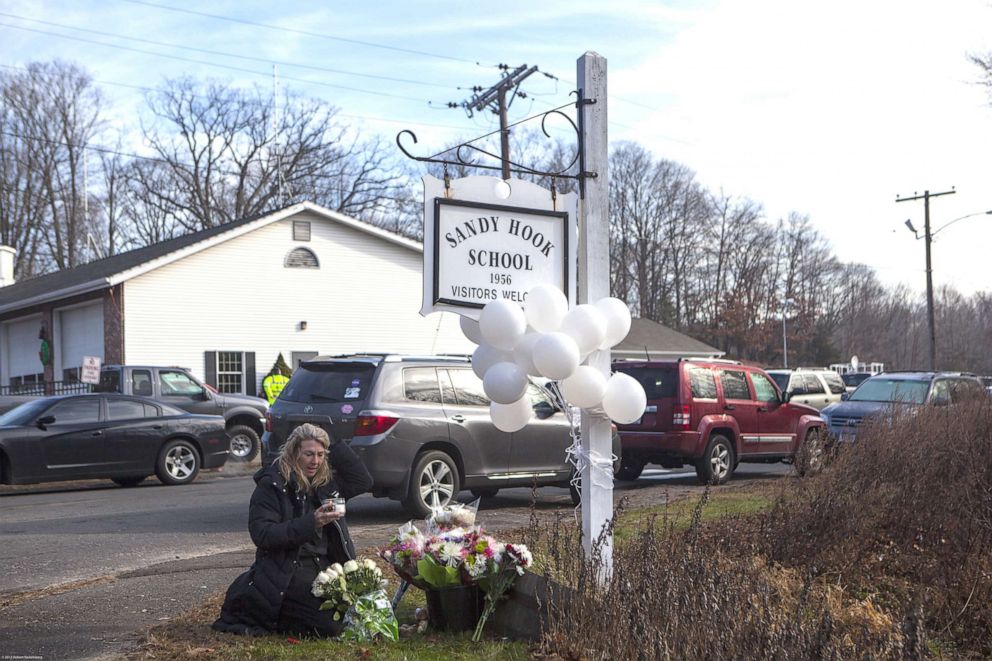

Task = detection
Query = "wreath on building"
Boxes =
[38,325,51,367]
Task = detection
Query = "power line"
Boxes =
[0,12,458,90]
[0,63,483,134]
[0,23,431,104]
[121,0,483,66]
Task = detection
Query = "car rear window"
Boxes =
[618,367,677,399]
[280,363,376,403]
[94,369,121,393]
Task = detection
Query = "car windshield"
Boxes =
[848,378,929,404]
[279,363,376,403]
[0,398,53,426]
[768,372,791,392]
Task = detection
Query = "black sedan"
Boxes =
[0,393,229,487]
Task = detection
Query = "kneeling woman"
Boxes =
[213,423,373,637]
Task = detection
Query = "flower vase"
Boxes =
[429,585,483,632]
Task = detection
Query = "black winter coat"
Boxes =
[212,441,373,635]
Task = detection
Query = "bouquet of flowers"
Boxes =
[379,505,533,640]
[426,500,478,532]
[471,542,533,642]
[311,558,399,641]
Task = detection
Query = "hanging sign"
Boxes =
[421,175,577,318]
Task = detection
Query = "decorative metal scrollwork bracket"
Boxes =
[396,90,598,191]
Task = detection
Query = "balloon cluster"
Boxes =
[459,284,648,432]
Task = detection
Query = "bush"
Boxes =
[534,402,992,659]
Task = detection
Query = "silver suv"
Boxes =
[262,354,584,517]
[766,368,846,411]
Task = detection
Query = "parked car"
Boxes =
[612,359,825,485]
[980,376,992,396]
[0,393,229,487]
[766,368,846,411]
[262,353,617,516]
[841,372,873,394]
[820,371,986,441]
[96,365,268,462]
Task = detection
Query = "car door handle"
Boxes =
[757,406,768,412]
[153,425,163,430]
[724,405,735,411]
[91,430,103,436]
[449,415,465,423]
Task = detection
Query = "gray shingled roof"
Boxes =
[0,211,269,309]
[613,317,723,358]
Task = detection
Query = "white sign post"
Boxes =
[80,355,102,385]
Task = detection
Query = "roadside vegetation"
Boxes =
[132,403,991,660]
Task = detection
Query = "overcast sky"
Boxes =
[3,0,991,295]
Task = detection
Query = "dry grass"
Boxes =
[534,401,992,660]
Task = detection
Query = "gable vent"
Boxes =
[292,220,311,241]
[284,247,319,269]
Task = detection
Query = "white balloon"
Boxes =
[560,365,608,408]
[459,315,483,345]
[595,297,632,349]
[483,361,529,405]
[532,332,580,380]
[512,332,543,377]
[602,372,648,425]
[490,396,533,433]
[479,299,527,351]
[560,304,607,355]
[472,344,511,379]
[524,284,569,333]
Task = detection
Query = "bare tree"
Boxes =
[0,61,103,274]
[136,78,407,232]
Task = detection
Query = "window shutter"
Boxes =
[204,351,217,388]
[245,352,256,397]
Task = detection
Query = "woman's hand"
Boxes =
[313,503,344,528]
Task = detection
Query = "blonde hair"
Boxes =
[277,423,331,492]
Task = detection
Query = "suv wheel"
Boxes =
[404,451,460,517]
[695,434,734,485]
[227,425,260,463]
[796,428,826,477]
[615,454,645,481]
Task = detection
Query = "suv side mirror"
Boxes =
[36,415,56,429]
[840,393,849,401]
[533,400,555,419]
[781,390,792,403]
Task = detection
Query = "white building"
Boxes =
[0,202,475,396]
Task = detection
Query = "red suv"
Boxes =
[613,359,825,484]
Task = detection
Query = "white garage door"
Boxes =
[59,303,104,375]
[4,316,43,378]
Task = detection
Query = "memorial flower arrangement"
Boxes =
[311,558,399,642]
[379,502,533,639]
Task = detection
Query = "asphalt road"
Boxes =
[0,461,789,660]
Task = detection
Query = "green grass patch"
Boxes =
[614,490,773,541]
[232,634,530,660]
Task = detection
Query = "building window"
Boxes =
[10,373,45,393]
[292,220,311,241]
[284,247,319,269]
[216,351,244,394]
[63,367,80,383]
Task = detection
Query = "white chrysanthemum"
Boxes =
[316,570,330,583]
[343,560,359,573]
[363,558,377,570]
[438,541,464,567]
[516,565,525,576]
[326,569,340,581]
[330,563,344,573]
[466,558,488,578]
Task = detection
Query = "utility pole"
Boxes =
[896,188,955,371]
[449,64,539,180]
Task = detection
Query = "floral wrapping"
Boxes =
[311,557,399,641]
[340,589,399,642]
